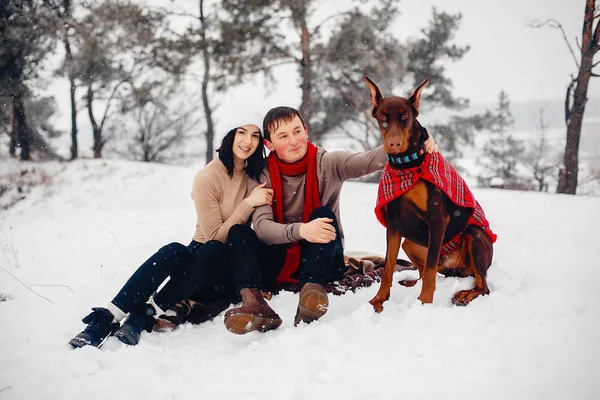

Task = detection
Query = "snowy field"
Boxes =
[1,158,600,400]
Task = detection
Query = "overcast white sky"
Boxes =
[389,0,596,104]
[46,0,597,136]
[222,0,596,115]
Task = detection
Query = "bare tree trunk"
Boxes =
[199,0,215,164]
[87,84,103,158]
[10,105,17,157]
[144,144,150,162]
[13,94,31,160]
[557,0,598,194]
[69,74,78,159]
[297,1,312,131]
[558,166,567,192]
[65,37,78,160]
[60,0,78,160]
[140,126,150,162]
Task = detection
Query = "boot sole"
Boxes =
[224,312,282,335]
[69,337,92,349]
[69,332,113,349]
[114,329,140,346]
[68,324,119,349]
[294,288,329,326]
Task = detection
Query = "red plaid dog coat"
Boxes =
[375,152,497,255]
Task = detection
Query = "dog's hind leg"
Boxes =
[400,240,425,287]
[451,226,493,306]
[369,229,403,313]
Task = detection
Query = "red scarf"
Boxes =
[268,142,321,284]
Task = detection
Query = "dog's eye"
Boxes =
[401,113,408,120]
[379,114,387,122]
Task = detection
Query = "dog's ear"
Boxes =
[364,75,382,117]
[408,78,429,115]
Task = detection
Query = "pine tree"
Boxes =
[71,0,194,158]
[479,91,525,189]
[0,0,56,160]
[523,106,556,192]
[215,2,471,146]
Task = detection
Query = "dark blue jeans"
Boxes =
[228,206,346,293]
[111,240,235,314]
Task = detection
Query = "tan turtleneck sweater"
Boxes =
[191,157,254,244]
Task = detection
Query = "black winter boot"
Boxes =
[114,303,156,346]
[69,308,119,349]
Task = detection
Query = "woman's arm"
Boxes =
[192,171,254,243]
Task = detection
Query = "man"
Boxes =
[223,106,437,334]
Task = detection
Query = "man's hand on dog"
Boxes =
[424,136,438,154]
[300,218,336,243]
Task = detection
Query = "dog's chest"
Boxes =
[386,181,430,245]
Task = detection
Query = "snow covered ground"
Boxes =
[1,159,599,400]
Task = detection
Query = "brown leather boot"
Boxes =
[224,288,282,335]
[294,282,328,326]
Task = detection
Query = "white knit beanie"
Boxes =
[213,103,265,151]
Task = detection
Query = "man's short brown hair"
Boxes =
[262,106,307,141]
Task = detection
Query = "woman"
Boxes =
[69,107,273,348]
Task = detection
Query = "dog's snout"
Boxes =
[385,136,403,149]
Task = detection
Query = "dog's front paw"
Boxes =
[369,293,389,313]
[452,289,488,306]
[369,298,384,313]
[417,293,434,304]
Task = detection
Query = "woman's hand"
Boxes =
[245,182,274,208]
[424,135,438,154]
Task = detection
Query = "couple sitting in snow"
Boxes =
[69,104,438,348]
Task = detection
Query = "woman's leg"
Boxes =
[115,240,234,344]
[109,242,192,316]
[152,240,231,311]
[70,242,191,348]
[177,241,241,325]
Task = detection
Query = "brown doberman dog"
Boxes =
[365,76,496,311]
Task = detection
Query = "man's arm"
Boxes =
[330,135,438,181]
[248,172,336,245]
[330,145,387,181]
[248,171,303,245]
[251,147,385,244]
[251,203,303,245]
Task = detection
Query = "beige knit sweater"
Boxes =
[191,158,254,244]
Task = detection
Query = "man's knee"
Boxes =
[202,240,227,252]
[197,240,227,263]
[309,206,337,223]
[190,240,228,273]
[227,224,255,244]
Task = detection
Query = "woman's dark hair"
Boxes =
[217,128,266,181]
